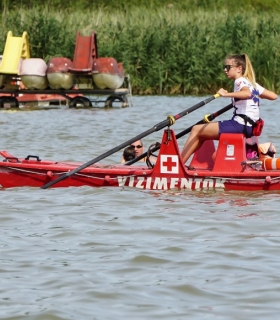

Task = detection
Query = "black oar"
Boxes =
[41,94,220,189]
[126,103,233,165]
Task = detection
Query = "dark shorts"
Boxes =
[219,119,253,138]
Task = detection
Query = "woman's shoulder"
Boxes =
[235,76,250,85]
[235,77,255,90]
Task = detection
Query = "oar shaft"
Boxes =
[126,103,233,165]
[176,103,233,139]
[41,126,157,189]
[170,93,220,122]
[41,94,220,189]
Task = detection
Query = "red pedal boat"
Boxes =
[0,128,279,191]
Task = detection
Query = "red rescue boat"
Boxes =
[0,128,279,191]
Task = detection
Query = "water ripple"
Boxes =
[1,97,280,319]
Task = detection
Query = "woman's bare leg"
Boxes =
[181,122,220,163]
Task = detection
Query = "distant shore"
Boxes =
[0,5,279,95]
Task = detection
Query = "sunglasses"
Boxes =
[130,145,143,149]
[223,65,236,71]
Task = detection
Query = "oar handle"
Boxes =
[125,103,233,165]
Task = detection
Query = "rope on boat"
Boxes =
[5,166,280,184]
[6,167,58,175]
[74,172,117,180]
[205,175,280,183]
[4,166,139,181]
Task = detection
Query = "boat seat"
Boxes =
[69,31,98,74]
[189,140,216,170]
[212,133,247,172]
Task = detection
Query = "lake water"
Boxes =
[1,95,280,320]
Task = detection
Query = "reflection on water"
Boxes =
[1,96,280,319]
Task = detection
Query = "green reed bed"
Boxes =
[1,7,280,94]
[2,0,280,13]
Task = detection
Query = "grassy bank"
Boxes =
[1,7,280,94]
[2,0,280,12]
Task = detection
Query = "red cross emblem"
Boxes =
[160,155,179,174]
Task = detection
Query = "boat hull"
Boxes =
[20,75,48,90]
[19,58,48,89]
[1,130,280,191]
[92,58,124,89]
[92,73,124,90]
[47,73,74,90]
[47,57,75,89]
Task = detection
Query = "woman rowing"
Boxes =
[181,53,278,168]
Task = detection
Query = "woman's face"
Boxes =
[223,59,242,80]
[130,140,144,157]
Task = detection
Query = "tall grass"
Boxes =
[1,7,280,94]
[2,0,280,12]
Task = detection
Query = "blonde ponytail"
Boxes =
[225,53,257,87]
[243,53,256,87]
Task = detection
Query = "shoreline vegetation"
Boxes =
[1,1,280,95]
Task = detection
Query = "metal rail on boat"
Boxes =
[0,86,132,109]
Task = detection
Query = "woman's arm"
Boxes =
[217,86,251,99]
[260,88,278,100]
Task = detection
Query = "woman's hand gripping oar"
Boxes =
[41,94,220,189]
[125,103,233,165]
